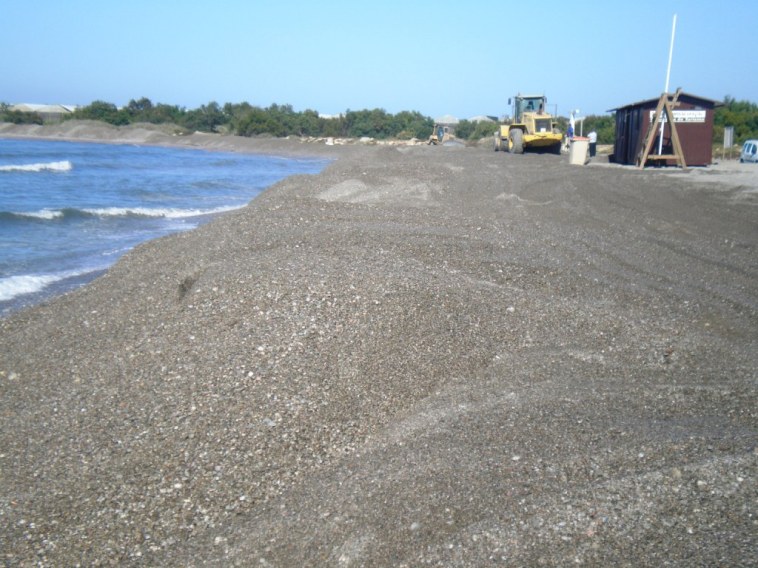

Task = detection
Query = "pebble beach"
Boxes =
[1,122,756,566]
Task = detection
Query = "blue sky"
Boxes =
[2,0,755,120]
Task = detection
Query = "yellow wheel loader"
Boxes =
[494,94,562,154]
[427,124,455,145]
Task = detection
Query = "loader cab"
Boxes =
[510,95,548,123]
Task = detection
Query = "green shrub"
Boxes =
[1,109,44,125]
[72,101,129,126]
[714,96,758,145]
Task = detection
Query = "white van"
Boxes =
[740,140,758,163]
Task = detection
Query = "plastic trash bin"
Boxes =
[569,137,590,165]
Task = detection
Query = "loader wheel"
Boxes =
[509,128,524,154]
[494,134,500,151]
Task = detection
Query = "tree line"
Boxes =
[2,96,757,145]
[0,99,435,141]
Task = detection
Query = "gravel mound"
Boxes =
[1,137,756,566]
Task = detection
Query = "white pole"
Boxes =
[665,14,677,92]
[658,14,677,155]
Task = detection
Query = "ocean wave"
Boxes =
[1,204,242,221]
[0,160,73,173]
[0,268,94,302]
[0,209,65,221]
[83,204,243,218]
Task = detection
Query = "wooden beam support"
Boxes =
[637,89,688,171]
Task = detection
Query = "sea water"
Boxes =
[0,138,328,315]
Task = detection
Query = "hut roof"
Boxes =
[607,92,722,113]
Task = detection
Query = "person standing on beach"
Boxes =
[588,130,597,157]
[565,122,574,151]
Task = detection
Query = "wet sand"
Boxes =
[1,123,756,566]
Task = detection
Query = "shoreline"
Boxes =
[0,124,342,316]
[1,121,756,565]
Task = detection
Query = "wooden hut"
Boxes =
[609,92,721,166]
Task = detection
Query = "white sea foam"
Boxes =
[15,209,65,220]
[0,160,73,173]
[0,267,103,302]
[10,204,241,221]
[82,204,242,218]
[0,273,63,301]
